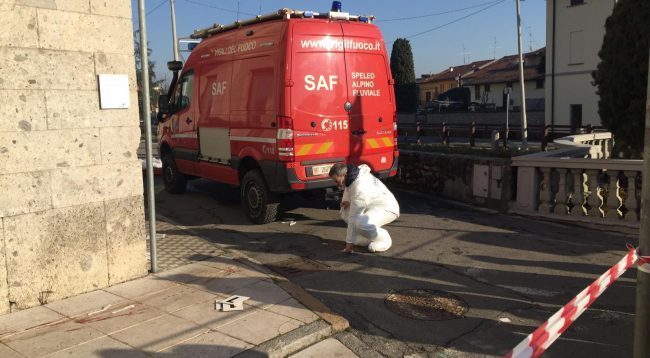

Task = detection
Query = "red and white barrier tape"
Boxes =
[506,245,650,358]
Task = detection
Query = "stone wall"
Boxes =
[0,0,147,312]
[389,151,513,212]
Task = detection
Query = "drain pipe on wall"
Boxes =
[136,0,158,273]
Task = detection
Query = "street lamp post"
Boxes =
[136,0,157,273]
[504,87,511,147]
[170,0,179,61]
[515,0,528,149]
[633,47,650,358]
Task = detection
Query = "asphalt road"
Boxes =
[154,178,639,358]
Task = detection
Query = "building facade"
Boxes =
[417,60,493,106]
[545,0,618,130]
[0,0,147,312]
[462,48,546,112]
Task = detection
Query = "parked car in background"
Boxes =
[435,87,470,111]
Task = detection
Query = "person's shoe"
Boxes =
[368,229,392,252]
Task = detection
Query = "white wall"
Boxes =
[546,0,617,127]
[467,80,544,109]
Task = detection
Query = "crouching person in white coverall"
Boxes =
[329,163,400,253]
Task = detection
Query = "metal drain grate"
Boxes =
[385,289,469,321]
[267,257,330,277]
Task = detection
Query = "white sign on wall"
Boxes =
[98,74,130,109]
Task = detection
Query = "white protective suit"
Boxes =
[340,164,400,252]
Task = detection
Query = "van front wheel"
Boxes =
[241,170,279,224]
[162,153,187,194]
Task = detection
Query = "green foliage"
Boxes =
[592,0,649,157]
[390,38,418,113]
[134,31,167,117]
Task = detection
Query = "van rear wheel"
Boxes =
[162,153,187,194]
[241,170,279,224]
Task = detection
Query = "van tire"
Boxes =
[241,170,279,224]
[162,153,187,194]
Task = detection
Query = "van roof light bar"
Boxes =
[191,8,375,39]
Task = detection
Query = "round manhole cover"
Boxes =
[385,289,469,321]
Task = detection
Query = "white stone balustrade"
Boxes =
[512,132,642,226]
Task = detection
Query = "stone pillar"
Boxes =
[554,169,569,215]
[538,167,552,213]
[0,1,147,312]
[606,171,622,221]
[571,170,584,216]
[584,169,600,217]
[515,166,539,212]
[624,171,639,222]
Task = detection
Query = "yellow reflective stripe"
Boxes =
[381,137,393,147]
[315,142,333,154]
[296,144,314,156]
[367,138,379,149]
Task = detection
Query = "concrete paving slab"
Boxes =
[3,319,104,357]
[0,306,64,339]
[266,298,319,324]
[216,309,304,346]
[199,257,272,280]
[157,330,253,357]
[154,262,229,284]
[76,301,166,335]
[46,290,127,318]
[105,275,178,300]
[186,273,265,297]
[139,284,218,314]
[109,313,207,353]
[48,335,148,358]
[0,343,23,358]
[290,338,358,358]
[171,299,259,329]
[231,279,292,309]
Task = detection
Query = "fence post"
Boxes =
[633,47,650,358]
[469,122,476,147]
[441,122,450,146]
[541,125,550,151]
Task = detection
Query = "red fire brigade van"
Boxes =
[157,3,398,224]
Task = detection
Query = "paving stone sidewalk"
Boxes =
[0,219,350,357]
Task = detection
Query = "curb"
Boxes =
[155,214,350,341]
[235,320,332,358]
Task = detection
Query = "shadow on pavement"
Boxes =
[151,178,637,357]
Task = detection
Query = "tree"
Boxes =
[592,0,649,157]
[390,38,418,112]
[134,31,167,118]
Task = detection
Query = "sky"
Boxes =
[131,0,546,82]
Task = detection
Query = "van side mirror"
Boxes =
[157,95,169,122]
[167,61,183,72]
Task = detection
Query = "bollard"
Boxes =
[491,130,500,150]
[441,122,450,146]
[416,121,422,145]
[469,122,476,147]
[541,124,550,151]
